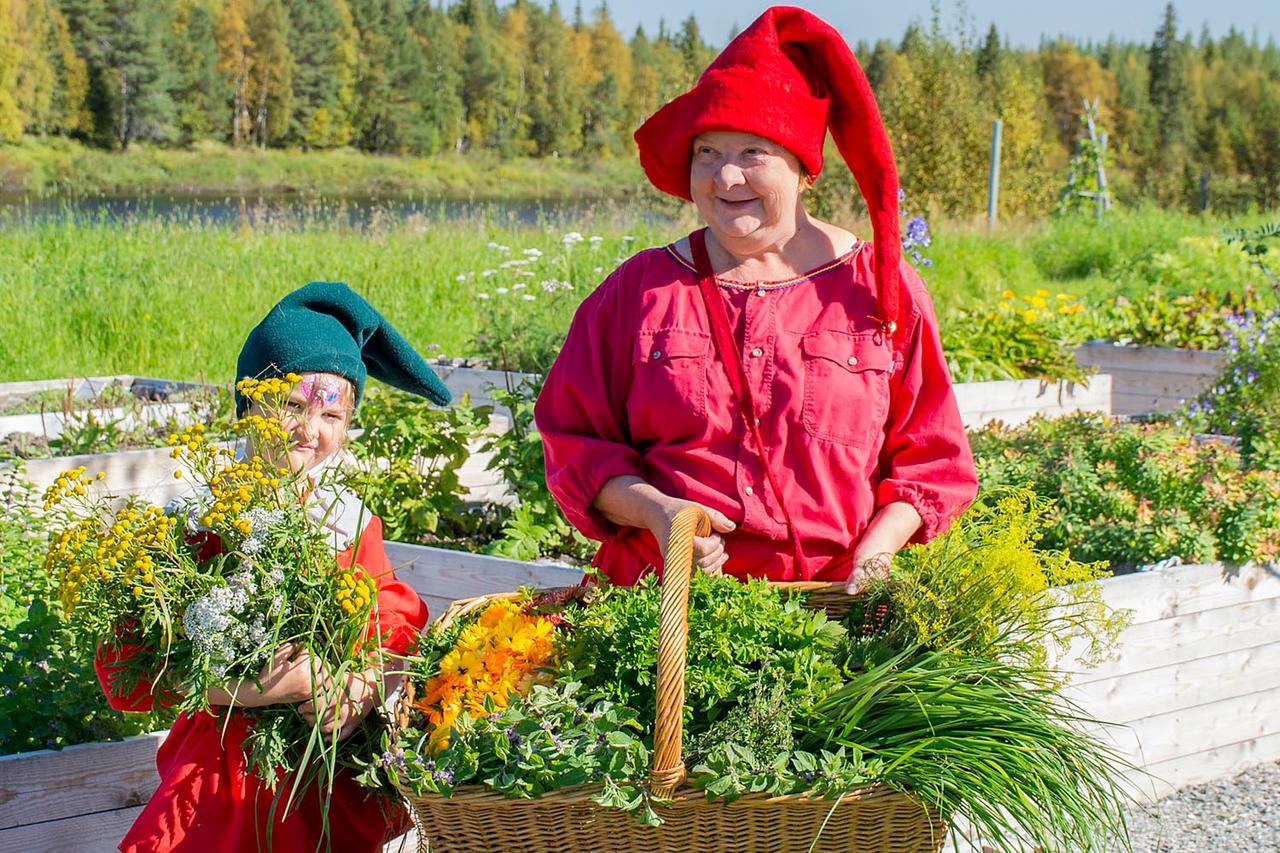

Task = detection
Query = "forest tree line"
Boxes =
[0,0,1275,214]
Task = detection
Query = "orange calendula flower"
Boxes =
[412,598,559,753]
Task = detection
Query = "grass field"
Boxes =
[1,205,1273,382]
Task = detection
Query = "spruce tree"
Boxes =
[172,0,225,143]
[408,1,464,154]
[286,0,357,148]
[247,0,292,147]
[976,23,1002,80]
[1149,3,1193,153]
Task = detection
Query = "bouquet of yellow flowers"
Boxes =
[42,376,384,793]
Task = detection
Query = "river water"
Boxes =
[0,192,664,229]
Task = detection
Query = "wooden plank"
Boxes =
[0,402,194,442]
[0,732,165,830]
[1065,596,1280,682]
[1088,562,1280,626]
[1140,731,1280,799]
[0,805,143,853]
[1075,342,1225,372]
[1063,641,1280,724]
[954,376,1111,429]
[432,366,538,417]
[0,376,134,407]
[1089,687,1280,769]
[15,445,195,507]
[385,541,583,604]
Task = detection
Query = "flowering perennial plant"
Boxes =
[42,375,387,795]
[412,598,557,752]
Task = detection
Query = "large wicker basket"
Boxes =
[398,508,948,853]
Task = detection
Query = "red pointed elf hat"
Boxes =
[634,5,902,334]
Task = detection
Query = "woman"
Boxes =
[535,7,977,592]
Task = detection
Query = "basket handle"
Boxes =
[649,506,712,798]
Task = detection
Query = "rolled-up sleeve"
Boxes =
[876,263,978,542]
[351,516,429,655]
[535,270,646,542]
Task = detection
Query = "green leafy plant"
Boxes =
[943,296,1090,383]
[366,680,662,823]
[481,377,596,563]
[972,413,1280,567]
[1186,311,1280,470]
[561,571,846,730]
[348,388,495,546]
[1084,285,1271,350]
[0,467,173,753]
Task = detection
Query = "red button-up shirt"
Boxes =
[535,236,978,585]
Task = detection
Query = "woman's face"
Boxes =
[689,131,806,245]
[249,373,353,474]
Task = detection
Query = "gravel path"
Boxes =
[1125,760,1280,852]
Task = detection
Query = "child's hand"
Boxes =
[208,643,335,708]
[298,669,379,741]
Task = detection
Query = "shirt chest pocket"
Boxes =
[629,327,711,439]
[800,331,893,448]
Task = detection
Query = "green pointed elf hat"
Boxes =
[235,281,450,415]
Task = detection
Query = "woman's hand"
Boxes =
[844,502,923,594]
[648,497,736,574]
[594,475,737,574]
[844,552,892,595]
[207,643,334,708]
[298,669,380,741]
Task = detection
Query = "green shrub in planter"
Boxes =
[0,468,173,753]
[1187,311,1280,469]
[971,413,1280,569]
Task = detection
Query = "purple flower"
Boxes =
[904,216,931,246]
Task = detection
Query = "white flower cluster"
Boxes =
[181,555,291,678]
[183,573,266,677]
[239,507,284,558]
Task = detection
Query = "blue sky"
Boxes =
[603,1,1278,49]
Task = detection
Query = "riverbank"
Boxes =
[0,137,652,201]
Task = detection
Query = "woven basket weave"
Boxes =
[399,508,948,853]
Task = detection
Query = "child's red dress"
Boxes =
[95,514,427,853]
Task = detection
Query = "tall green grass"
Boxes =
[0,212,666,381]
[922,206,1276,312]
[0,206,1271,382]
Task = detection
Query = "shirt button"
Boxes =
[756,289,767,297]
[847,355,859,366]
[750,347,764,358]
[744,486,754,496]
[651,350,662,359]
[754,417,761,426]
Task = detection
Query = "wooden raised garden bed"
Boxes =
[1074,341,1224,415]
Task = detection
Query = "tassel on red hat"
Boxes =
[634,5,902,336]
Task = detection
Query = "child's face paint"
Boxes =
[251,373,352,474]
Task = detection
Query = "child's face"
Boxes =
[250,373,353,474]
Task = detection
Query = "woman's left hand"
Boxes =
[298,668,380,741]
[844,552,892,595]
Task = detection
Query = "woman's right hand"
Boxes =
[648,497,736,574]
[208,643,334,708]
[594,476,737,574]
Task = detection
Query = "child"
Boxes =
[95,281,451,852]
